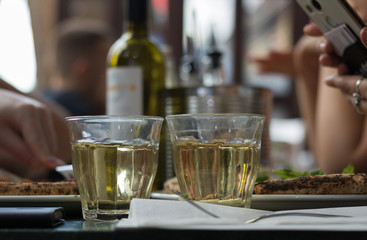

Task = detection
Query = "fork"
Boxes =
[245,212,350,223]
[171,190,350,224]
[172,190,219,218]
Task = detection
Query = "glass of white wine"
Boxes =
[166,113,265,208]
[66,115,164,221]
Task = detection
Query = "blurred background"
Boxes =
[0,0,313,172]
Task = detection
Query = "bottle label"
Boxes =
[106,67,143,115]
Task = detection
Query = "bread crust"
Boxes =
[0,181,79,195]
[253,173,367,194]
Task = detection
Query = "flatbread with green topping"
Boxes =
[0,181,79,195]
[253,173,367,194]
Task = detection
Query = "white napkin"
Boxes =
[117,198,271,228]
[116,198,367,231]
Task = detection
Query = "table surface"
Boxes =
[1,219,367,240]
[2,194,367,240]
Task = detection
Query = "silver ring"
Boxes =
[353,77,365,115]
[356,77,363,94]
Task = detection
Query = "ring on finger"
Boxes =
[355,77,363,95]
[353,77,365,115]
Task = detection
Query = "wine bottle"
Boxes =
[106,0,165,116]
[106,0,166,190]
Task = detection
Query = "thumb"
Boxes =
[360,27,367,48]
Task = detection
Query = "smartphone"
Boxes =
[296,0,367,76]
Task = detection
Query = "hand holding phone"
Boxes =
[297,0,367,76]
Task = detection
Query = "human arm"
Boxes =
[292,35,322,162]
[302,21,367,172]
[314,67,367,173]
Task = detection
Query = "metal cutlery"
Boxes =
[171,190,350,224]
[172,190,219,218]
[245,212,350,223]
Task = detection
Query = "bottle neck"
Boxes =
[127,0,148,38]
[127,21,148,38]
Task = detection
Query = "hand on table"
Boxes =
[0,89,65,178]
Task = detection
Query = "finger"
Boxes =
[345,94,367,115]
[22,123,65,169]
[319,53,343,68]
[20,107,65,169]
[39,107,58,155]
[0,127,38,168]
[338,64,350,75]
[358,77,367,100]
[37,108,62,168]
[21,107,51,160]
[360,27,367,48]
[303,23,323,36]
[319,40,334,54]
[325,75,362,96]
[0,147,48,179]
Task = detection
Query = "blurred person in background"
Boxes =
[250,35,324,170]
[250,0,367,173]
[0,20,112,180]
[272,0,367,173]
[41,20,112,116]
